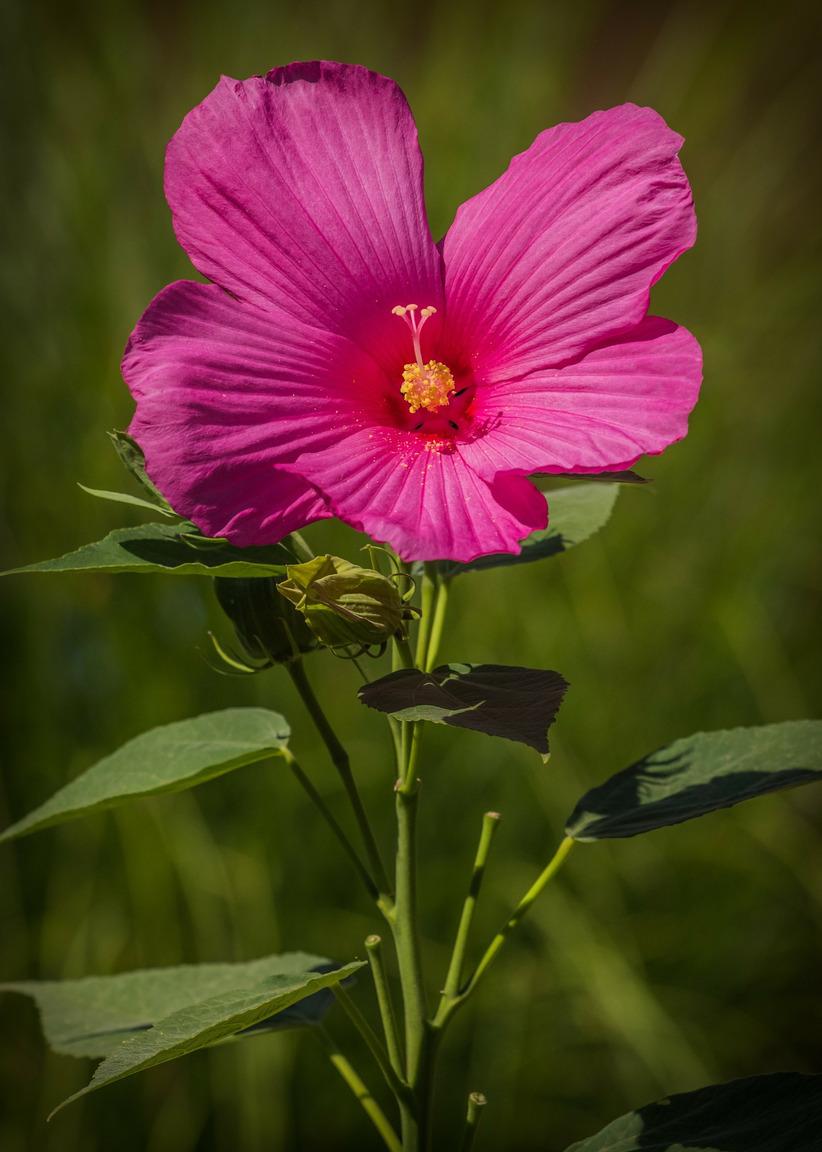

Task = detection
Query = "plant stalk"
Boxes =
[424,579,450,671]
[366,934,404,1078]
[415,566,436,668]
[440,812,501,1005]
[288,659,392,898]
[388,783,428,1150]
[459,1092,487,1152]
[284,751,377,900]
[315,1024,401,1152]
[332,983,414,1107]
[436,836,575,1030]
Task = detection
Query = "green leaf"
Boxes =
[544,469,649,485]
[565,720,822,842]
[5,956,364,1117]
[108,430,175,512]
[563,1072,822,1151]
[1,952,338,1058]
[77,484,178,518]
[2,521,294,578]
[0,708,290,844]
[359,663,568,759]
[436,483,620,578]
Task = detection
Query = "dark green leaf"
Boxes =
[563,1072,822,1151]
[437,484,620,578]
[1,952,335,1058]
[543,470,649,485]
[359,663,568,759]
[2,522,294,578]
[566,720,822,841]
[0,708,290,843]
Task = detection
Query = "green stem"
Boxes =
[459,1092,487,1152]
[388,717,403,777]
[424,579,450,671]
[441,837,575,1027]
[366,934,404,1078]
[354,656,403,772]
[415,566,436,668]
[396,635,416,671]
[332,983,414,1107]
[315,1025,401,1152]
[401,722,422,794]
[388,786,428,1149]
[288,659,392,898]
[440,812,501,1006]
[417,812,499,1144]
[284,752,377,900]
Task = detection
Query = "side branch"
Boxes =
[288,658,393,898]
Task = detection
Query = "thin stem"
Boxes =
[354,654,404,771]
[284,752,377,900]
[390,787,428,1122]
[389,609,430,1146]
[332,983,414,1107]
[414,566,436,669]
[461,837,575,1004]
[424,579,450,671]
[288,659,392,898]
[314,1025,401,1152]
[366,935,404,1078]
[388,716,403,776]
[288,530,314,561]
[422,810,498,1141]
[440,813,501,1006]
[396,635,416,670]
[400,721,423,795]
[459,1092,487,1152]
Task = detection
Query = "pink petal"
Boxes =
[441,105,695,380]
[165,62,443,368]
[287,428,548,562]
[459,317,702,476]
[122,280,387,545]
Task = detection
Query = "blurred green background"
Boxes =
[2,0,821,1148]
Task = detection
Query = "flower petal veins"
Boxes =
[124,62,702,561]
[441,103,697,380]
[164,61,443,370]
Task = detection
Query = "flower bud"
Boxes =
[214,577,316,667]
[277,555,409,651]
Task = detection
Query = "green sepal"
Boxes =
[279,555,412,650]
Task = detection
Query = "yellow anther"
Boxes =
[392,303,453,415]
[400,360,455,414]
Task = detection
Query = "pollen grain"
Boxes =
[400,360,456,414]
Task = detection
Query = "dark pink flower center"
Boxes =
[389,303,476,442]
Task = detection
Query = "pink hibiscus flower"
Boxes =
[124,61,700,563]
